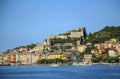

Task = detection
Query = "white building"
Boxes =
[109,49,118,57]
[84,54,92,62]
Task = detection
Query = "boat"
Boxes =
[79,61,92,66]
[73,61,92,66]
[50,63,60,67]
[0,64,11,66]
[72,62,79,66]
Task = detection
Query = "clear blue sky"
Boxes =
[0,0,120,52]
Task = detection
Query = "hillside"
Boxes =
[43,27,87,46]
[2,26,120,53]
[3,27,87,53]
[84,26,120,44]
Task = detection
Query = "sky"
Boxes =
[0,0,120,52]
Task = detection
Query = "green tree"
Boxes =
[108,57,119,63]
[102,57,108,62]
[36,58,68,64]
[91,57,101,63]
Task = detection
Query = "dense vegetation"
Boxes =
[14,43,36,50]
[84,26,120,44]
[50,37,81,46]
[92,56,119,63]
[36,58,72,64]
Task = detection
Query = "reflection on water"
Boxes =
[0,65,120,79]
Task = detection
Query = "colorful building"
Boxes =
[77,44,86,53]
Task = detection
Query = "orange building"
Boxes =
[10,54,16,63]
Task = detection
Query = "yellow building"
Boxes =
[78,45,86,53]
[31,53,39,64]
[3,54,8,63]
[0,54,3,64]
[23,54,29,64]
[42,53,65,60]
[20,54,24,64]
[110,39,117,44]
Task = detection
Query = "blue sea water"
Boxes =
[0,65,120,79]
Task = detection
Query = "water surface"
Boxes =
[0,65,120,79]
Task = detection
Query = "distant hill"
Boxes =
[3,27,87,53]
[2,26,120,53]
[84,26,120,44]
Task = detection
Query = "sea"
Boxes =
[0,65,120,79]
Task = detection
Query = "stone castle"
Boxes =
[43,27,86,46]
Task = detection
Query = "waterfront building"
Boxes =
[108,48,118,57]
[7,55,11,63]
[10,54,16,63]
[20,54,24,64]
[115,42,120,55]
[84,54,92,62]
[15,53,21,63]
[118,46,120,55]
[43,53,64,60]
[0,54,3,64]
[23,54,28,64]
[28,53,32,64]
[31,53,38,64]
